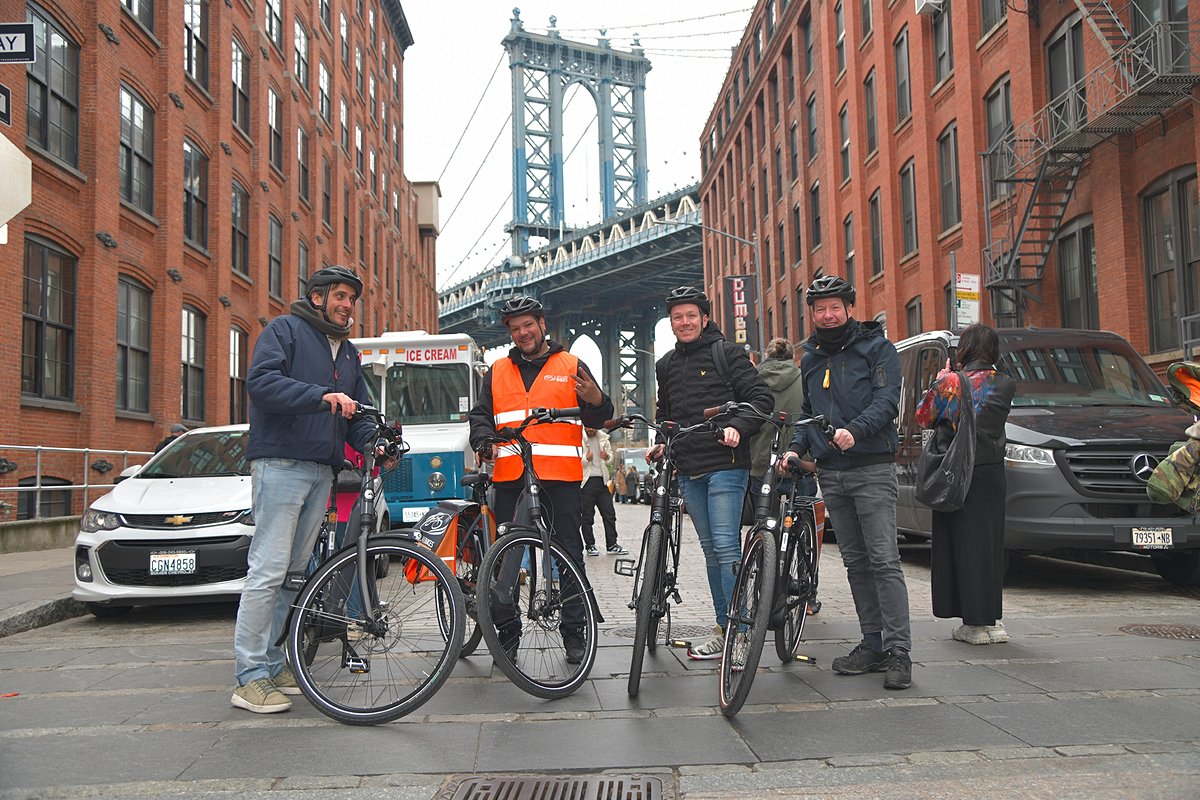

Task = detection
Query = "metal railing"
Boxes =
[0,445,154,519]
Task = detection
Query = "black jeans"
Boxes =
[580,476,619,548]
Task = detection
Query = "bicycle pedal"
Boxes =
[670,639,691,649]
[282,571,306,592]
[344,655,369,673]
[794,654,816,665]
[613,558,636,577]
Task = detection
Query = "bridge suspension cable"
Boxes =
[437,51,506,184]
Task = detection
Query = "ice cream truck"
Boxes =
[352,331,485,525]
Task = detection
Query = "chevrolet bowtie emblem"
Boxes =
[164,515,193,525]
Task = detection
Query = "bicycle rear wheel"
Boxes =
[477,531,598,699]
[286,537,464,725]
[775,511,818,662]
[628,523,664,698]
[719,529,775,717]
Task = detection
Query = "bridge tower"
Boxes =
[503,9,651,257]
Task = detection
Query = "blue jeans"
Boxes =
[679,469,748,629]
[234,458,332,686]
[819,463,911,653]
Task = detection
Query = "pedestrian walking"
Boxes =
[580,427,628,555]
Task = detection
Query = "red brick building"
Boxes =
[699,0,1199,370]
[1,0,438,512]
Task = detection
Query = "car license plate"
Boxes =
[149,551,196,575]
[402,506,431,522]
[1132,527,1173,550]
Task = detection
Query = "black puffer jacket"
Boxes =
[654,322,773,477]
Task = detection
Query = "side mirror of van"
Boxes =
[114,465,142,484]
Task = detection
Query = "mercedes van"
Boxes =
[895,327,1200,586]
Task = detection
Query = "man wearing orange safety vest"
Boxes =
[468,295,615,663]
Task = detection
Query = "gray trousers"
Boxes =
[819,463,912,653]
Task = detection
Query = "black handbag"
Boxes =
[915,371,977,513]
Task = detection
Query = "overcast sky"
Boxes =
[401,3,753,293]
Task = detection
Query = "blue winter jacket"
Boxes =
[792,319,900,471]
[246,314,375,466]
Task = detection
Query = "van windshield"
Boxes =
[997,342,1173,408]
[382,363,472,424]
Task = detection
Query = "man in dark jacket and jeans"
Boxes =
[784,276,912,689]
[231,266,379,714]
[649,286,773,659]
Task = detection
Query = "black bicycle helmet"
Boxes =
[664,286,711,315]
[306,265,363,297]
[499,295,544,323]
[805,275,856,306]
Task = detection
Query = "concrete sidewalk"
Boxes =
[0,547,83,638]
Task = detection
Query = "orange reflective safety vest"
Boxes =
[490,352,585,483]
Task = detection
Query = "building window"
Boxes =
[933,5,954,84]
[370,148,377,195]
[1143,170,1199,352]
[861,0,874,39]
[268,88,283,172]
[358,207,366,267]
[294,18,309,90]
[761,166,769,213]
[368,5,376,47]
[938,122,961,230]
[184,0,208,89]
[796,285,806,337]
[319,0,331,30]
[985,77,1013,201]
[982,0,1006,31]
[1058,218,1099,329]
[809,182,822,249]
[321,157,332,227]
[844,214,856,289]
[117,277,151,413]
[805,94,818,160]
[906,296,923,337]
[298,239,309,299]
[265,0,283,50]
[297,126,310,203]
[1047,14,1086,140]
[869,190,883,277]
[229,327,248,424]
[318,61,331,123]
[355,124,364,173]
[802,16,813,75]
[864,71,883,155]
[369,72,377,119]
[231,181,249,276]
[343,184,351,250]
[268,214,283,298]
[18,477,72,520]
[340,96,349,151]
[789,123,799,181]
[779,222,787,277]
[834,2,846,74]
[232,39,250,134]
[123,0,153,29]
[894,28,911,124]
[22,237,75,400]
[340,12,349,66]
[838,104,851,182]
[27,4,80,166]
[900,159,918,256]
[355,46,364,95]
[792,205,803,263]
[181,307,205,421]
[183,140,208,248]
[119,85,154,213]
[784,46,794,102]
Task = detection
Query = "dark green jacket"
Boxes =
[749,358,806,477]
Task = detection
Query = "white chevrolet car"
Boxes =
[73,425,256,617]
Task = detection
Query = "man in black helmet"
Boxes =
[782,275,912,690]
[649,286,773,660]
[231,266,379,714]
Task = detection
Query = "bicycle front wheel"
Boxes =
[477,531,598,699]
[719,529,775,717]
[286,537,464,725]
[628,523,664,698]
[776,510,818,663]
[455,527,487,657]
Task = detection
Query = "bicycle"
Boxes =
[283,403,466,725]
[606,410,728,698]
[475,406,603,699]
[716,401,833,717]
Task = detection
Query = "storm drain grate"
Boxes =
[450,776,664,800]
[607,624,714,640]
[1119,623,1200,640]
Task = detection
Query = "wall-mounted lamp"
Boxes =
[0,458,17,474]
[219,295,232,307]
[91,459,114,474]
[167,269,183,282]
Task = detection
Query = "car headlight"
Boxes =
[81,509,121,532]
[428,471,446,492]
[238,508,255,526]
[1005,443,1056,467]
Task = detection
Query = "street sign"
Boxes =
[954,272,981,329]
[0,133,32,227]
[0,83,10,126]
[0,23,35,64]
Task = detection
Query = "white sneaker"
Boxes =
[952,624,991,645]
[985,623,1009,643]
[687,625,725,660]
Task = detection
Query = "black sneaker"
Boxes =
[607,544,629,555]
[883,647,912,690]
[831,641,889,675]
[585,545,601,557]
[563,631,587,665]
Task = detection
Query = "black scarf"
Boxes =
[815,319,854,354]
[289,299,352,340]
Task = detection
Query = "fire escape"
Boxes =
[981,1,1200,326]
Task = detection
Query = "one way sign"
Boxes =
[0,23,35,64]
